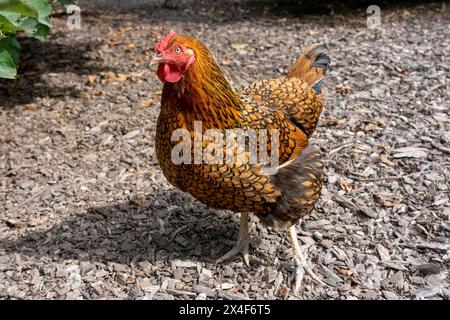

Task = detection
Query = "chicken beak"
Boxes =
[150,53,164,67]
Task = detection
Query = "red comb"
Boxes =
[155,32,176,52]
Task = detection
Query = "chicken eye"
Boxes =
[174,47,181,54]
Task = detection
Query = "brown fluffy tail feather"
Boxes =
[258,145,324,230]
[287,44,330,94]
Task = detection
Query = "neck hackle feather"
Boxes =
[162,35,243,122]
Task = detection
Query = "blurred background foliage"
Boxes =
[0,0,76,79]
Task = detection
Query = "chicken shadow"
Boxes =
[0,189,254,265]
[0,36,114,109]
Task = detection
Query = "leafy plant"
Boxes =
[0,0,77,79]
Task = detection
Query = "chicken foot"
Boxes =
[216,212,250,267]
[288,225,325,293]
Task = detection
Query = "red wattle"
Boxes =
[157,63,184,83]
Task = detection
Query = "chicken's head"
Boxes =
[150,32,196,83]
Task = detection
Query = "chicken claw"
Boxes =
[288,225,325,294]
[216,212,250,267]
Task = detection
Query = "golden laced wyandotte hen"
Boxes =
[151,32,330,293]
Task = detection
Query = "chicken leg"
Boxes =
[288,225,324,293]
[216,212,250,267]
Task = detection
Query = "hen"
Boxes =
[151,32,330,291]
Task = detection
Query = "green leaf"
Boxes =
[0,1,51,41]
[0,32,21,63]
[0,0,54,78]
[0,1,37,18]
[59,0,78,10]
[26,0,51,27]
[0,48,17,79]
[17,15,49,40]
[0,13,20,32]
[0,0,52,26]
